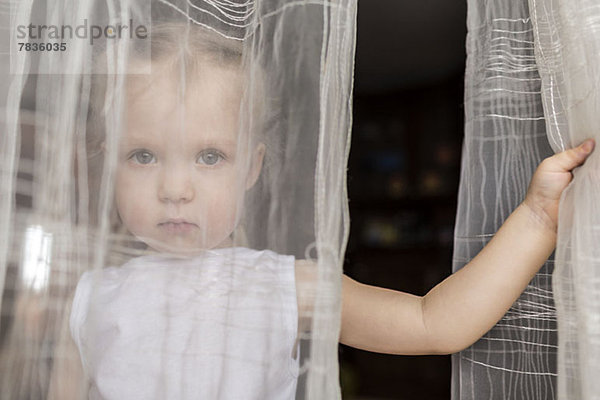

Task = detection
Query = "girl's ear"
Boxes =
[245,143,265,190]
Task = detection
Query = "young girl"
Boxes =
[50,22,595,399]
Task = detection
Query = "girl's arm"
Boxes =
[340,139,595,355]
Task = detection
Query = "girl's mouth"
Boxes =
[158,220,198,234]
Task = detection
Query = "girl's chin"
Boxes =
[137,234,234,255]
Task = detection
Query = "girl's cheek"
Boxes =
[115,173,149,227]
[117,167,153,196]
[119,205,151,239]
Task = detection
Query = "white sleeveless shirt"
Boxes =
[70,247,299,400]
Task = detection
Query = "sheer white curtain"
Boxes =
[453,0,557,398]
[0,0,356,398]
[530,1,600,398]
[454,0,599,399]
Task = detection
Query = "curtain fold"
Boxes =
[452,0,557,398]
[529,1,600,398]
[455,0,599,399]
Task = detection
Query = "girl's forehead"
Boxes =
[127,61,243,101]
[120,127,238,149]
[122,67,243,147]
[121,112,239,148]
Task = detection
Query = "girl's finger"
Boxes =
[547,139,595,172]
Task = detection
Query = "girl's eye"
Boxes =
[131,150,155,164]
[197,150,224,166]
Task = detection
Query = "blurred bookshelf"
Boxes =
[341,77,463,400]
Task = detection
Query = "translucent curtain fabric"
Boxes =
[0,0,356,399]
[452,0,557,398]
[529,1,600,398]
[455,0,600,399]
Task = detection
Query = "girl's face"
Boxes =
[115,64,264,254]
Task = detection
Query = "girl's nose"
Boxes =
[158,167,195,204]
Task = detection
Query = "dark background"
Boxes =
[340,1,467,399]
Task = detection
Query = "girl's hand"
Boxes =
[523,139,595,233]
